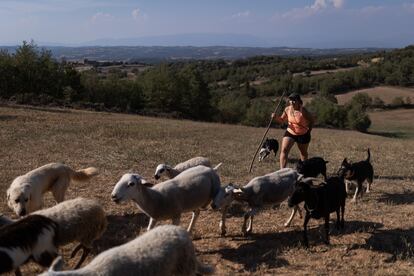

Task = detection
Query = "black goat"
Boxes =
[288,176,346,247]
[295,157,328,180]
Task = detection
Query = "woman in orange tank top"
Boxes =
[271,93,315,169]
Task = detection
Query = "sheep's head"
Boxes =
[111,173,144,203]
[7,182,32,217]
[211,183,241,210]
[154,164,172,180]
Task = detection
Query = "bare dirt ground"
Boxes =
[0,106,413,275]
[336,86,414,105]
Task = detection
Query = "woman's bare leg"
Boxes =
[297,143,309,161]
[280,137,295,169]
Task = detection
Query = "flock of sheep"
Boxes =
[0,151,374,275]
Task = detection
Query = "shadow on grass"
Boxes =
[355,228,414,261]
[92,213,149,253]
[203,220,382,272]
[0,115,17,121]
[375,175,414,181]
[2,103,73,114]
[367,130,407,139]
[377,190,414,205]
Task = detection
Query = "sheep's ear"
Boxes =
[141,179,154,187]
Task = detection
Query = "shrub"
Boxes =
[243,98,274,127]
[346,104,371,132]
[306,96,347,128]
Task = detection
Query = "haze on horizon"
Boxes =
[1,0,414,48]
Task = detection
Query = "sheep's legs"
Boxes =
[187,210,200,233]
[242,208,257,235]
[246,215,254,234]
[72,246,90,269]
[147,218,157,231]
[70,243,91,268]
[219,207,228,236]
[284,205,301,227]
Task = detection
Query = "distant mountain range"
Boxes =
[0,45,387,63]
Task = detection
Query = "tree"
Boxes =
[346,104,371,132]
[350,93,372,111]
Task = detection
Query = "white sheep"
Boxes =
[212,168,303,235]
[154,156,211,180]
[39,225,214,276]
[0,198,107,269]
[112,165,227,235]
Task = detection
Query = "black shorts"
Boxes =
[284,130,311,144]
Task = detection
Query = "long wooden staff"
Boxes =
[248,90,287,173]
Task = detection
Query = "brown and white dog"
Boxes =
[7,163,99,216]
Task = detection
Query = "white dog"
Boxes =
[7,163,99,216]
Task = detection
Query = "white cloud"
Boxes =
[90,12,114,23]
[132,8,140,19]
[131,8,148,21]
[274,0,345,20]
[311,0,327,11]
[331,0,344,9]
[231,11,251,18]
[358,6,385,15]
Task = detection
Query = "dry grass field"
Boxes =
[369,109,414,139]
[336,86,414,105]
[0,105,413,275]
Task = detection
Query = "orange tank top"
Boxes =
[281,106,309,135]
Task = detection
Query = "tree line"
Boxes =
[0,42,413,132]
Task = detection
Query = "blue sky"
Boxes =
[1,0,414,47]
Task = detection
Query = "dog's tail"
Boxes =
[72,167,99,182]
[366,148,371,163]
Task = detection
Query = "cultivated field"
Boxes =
[336,86,414,105]
[0,106,413,275]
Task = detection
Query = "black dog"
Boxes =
[259,138,279,161]
[337,149,374,203]
[288,176,346,247]
[295,157,328,180]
